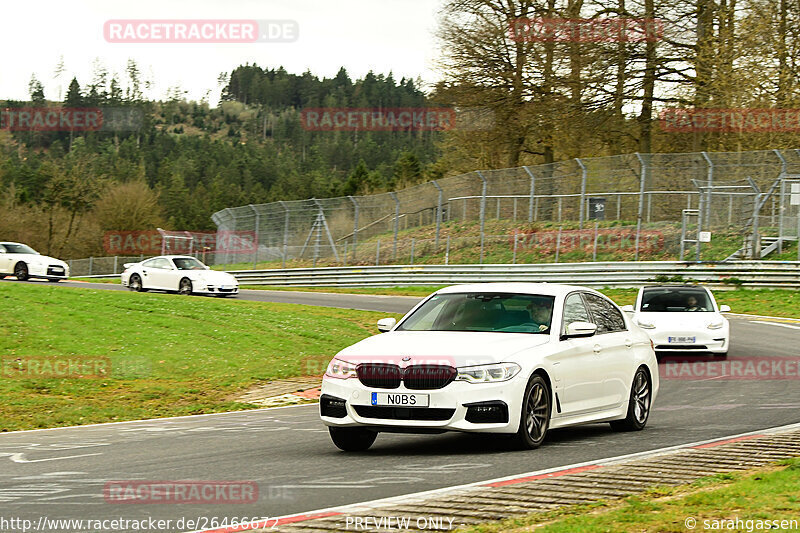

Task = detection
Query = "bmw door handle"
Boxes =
[593,344,601,353]
[625,339,633,349]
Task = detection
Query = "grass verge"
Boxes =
[0,283,400,431]
[462,458,800,532]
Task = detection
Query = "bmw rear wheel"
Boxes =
[610,367,651,431]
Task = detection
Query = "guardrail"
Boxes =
[229,261,800,289]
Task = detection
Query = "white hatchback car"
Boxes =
[624,285,730,356]
[0,242,69,282]
[320,283,658,451]
[121,255,239,297]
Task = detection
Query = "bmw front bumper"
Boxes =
[319,376,527,434]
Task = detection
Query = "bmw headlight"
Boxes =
[326,358,357,379]
[456,363,520,384]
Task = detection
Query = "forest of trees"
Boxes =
[2,0,800,258]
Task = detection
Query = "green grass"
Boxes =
[0,283,400,431]
[463,458,800,532]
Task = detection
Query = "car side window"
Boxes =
[583,293,627,333]
[562,293,591,334]
[0,245,6,253]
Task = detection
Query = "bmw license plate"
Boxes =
[668,336,696,343]
[371,392,429,407]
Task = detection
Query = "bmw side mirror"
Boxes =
[621,304,634,312]
[564,321,597,338]
[719,305,731,312]
[377,318,397,333]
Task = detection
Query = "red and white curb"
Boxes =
[187,421,800,533]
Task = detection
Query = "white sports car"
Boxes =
[0,242,69,282]
[121,255,239,297]
[624,285,730,356]
[320,283,658,451]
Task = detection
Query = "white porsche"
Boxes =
[320,283,658,451]
[624,285,730,356]
[121,255,239,297]
[0,242,69,282]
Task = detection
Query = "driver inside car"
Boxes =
[685,295,707,312]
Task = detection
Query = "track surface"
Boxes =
[1,278,799,531]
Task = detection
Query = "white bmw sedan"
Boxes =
[625,285,730,356]
[0,242,69,282]
[121,255,239,297]
[320,283,658,451]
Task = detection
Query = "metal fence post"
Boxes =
[701,151,714,226]
[432,180,443,248]
[376,240,381,266]
[523,166,535,222]
[555,227,562,263]
[774,149,787,253]
[390,192,400,260]
[249,204,260,269]
[512,233,518,264]
[88,256,93,276]
[113,256,118,275]
[576,158,587,229]
[445,235,451,265]
[593,222,599,261]
[476,171,488,264]
[634,153,647,261]
[279,201,289,268]
[348,196,359,263]
[410,238,415,265]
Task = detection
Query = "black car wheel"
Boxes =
[14,263,28,281]
[610,367,652,431]
[179,278,193,295]
[328,427,377,452]
[516,374,551,449]
[128,274,146,292]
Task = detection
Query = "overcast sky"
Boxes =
[2,0,446,105]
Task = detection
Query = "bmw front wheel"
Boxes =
[516,374,551,449]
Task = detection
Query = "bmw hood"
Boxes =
[335,331,551,367]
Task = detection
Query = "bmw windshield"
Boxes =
[397,293,555,334]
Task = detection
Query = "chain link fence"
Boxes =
[208,149,800,269]
[66,149,800,277]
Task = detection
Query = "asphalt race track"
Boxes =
[1,278,799,531]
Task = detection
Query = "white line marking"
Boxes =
[0,404,317,436]
[749,320,800,330]
[8,453,102,463]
